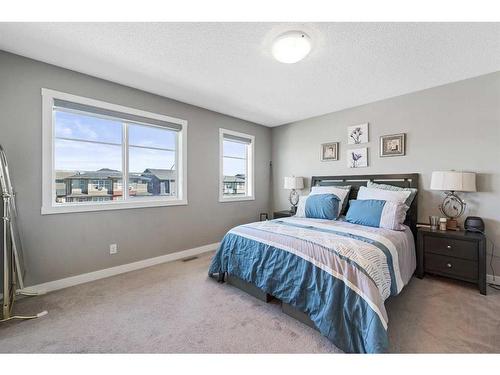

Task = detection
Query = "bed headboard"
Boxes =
[310,173,419,239]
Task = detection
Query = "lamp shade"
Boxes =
[284,176,304,190]
[430,171,476,192]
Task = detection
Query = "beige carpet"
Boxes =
[1,251,499,353]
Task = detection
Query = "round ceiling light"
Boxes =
[272,31,311,64]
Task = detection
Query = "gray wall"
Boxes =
[272,72,500,274]
[0,51,272,286]
[1,48,498,287]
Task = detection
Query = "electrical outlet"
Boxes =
[109,243,118,255]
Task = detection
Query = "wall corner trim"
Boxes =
[18,242,219,296]
[486,274,500,287]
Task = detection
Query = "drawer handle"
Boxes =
[446,245,452,249]
[447,263,452,268]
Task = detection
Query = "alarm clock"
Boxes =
[464,216,485,233]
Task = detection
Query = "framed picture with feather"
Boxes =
[347,147,368,168]
[347,123,369,144]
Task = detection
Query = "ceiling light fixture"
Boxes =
[272,31,311,64]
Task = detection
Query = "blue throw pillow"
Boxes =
[305,194,340,220]
[346,199,408,230]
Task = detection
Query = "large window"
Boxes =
[219,128,254,202]
[42,89,187,214]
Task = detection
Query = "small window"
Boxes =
[42,89,187,214]
[219,129,254,202]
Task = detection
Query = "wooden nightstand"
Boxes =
[273,210,295,219]
[417,227,487,295]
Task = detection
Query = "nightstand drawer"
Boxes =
[425,253,478,281]
[424,236,477,261]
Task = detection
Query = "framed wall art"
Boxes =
[321,142,339,161]
[347,123,369,145]
[380,133,406,157]
[347,147,368,168]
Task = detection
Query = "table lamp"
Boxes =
[284,176,304,213]
[430,171,476,230]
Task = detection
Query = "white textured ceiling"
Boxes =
[0,23,499,126]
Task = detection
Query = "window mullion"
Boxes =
[122,122,129,201]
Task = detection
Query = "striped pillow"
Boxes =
[345,199,408,231]
[367,181,417,208]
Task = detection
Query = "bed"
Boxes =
[208,173,418,353]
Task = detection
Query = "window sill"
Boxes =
[219,196,255,203]
[41,198,188,215]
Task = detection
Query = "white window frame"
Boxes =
[219,128,255,202]
[41,88,188,214]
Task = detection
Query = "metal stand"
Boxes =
[0,145,46,322]
[439,190,466,231]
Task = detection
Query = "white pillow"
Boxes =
[310,186,350,213]
[356,186,411,205]
[295,195,309,217]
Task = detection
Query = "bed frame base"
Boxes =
[281,302,317,330]
[225,274,317,330]
[226,274,273,303]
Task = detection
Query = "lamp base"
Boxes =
[289,189,299,211]
[438,191,465,231]
[446,219,460,231]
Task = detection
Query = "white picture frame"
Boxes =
[347,123,369,145]
[347,147,368,168]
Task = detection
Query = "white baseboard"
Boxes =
[15,242,219,296]
[2,253,496,301]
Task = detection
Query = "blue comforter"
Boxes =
[208,217,415,353]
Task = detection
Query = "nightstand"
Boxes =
[273,210,295,219]
[417,227,486,295]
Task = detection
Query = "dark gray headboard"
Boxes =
[311,173,419,239]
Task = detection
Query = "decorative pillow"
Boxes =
[295,186,351,218]
[345,199,408,230]
[356,186,411,208]
[367,181,417,207]
[304,194,340,220]
[310,185,350,200]
[337,185,352,215]
[310,185,351,216]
